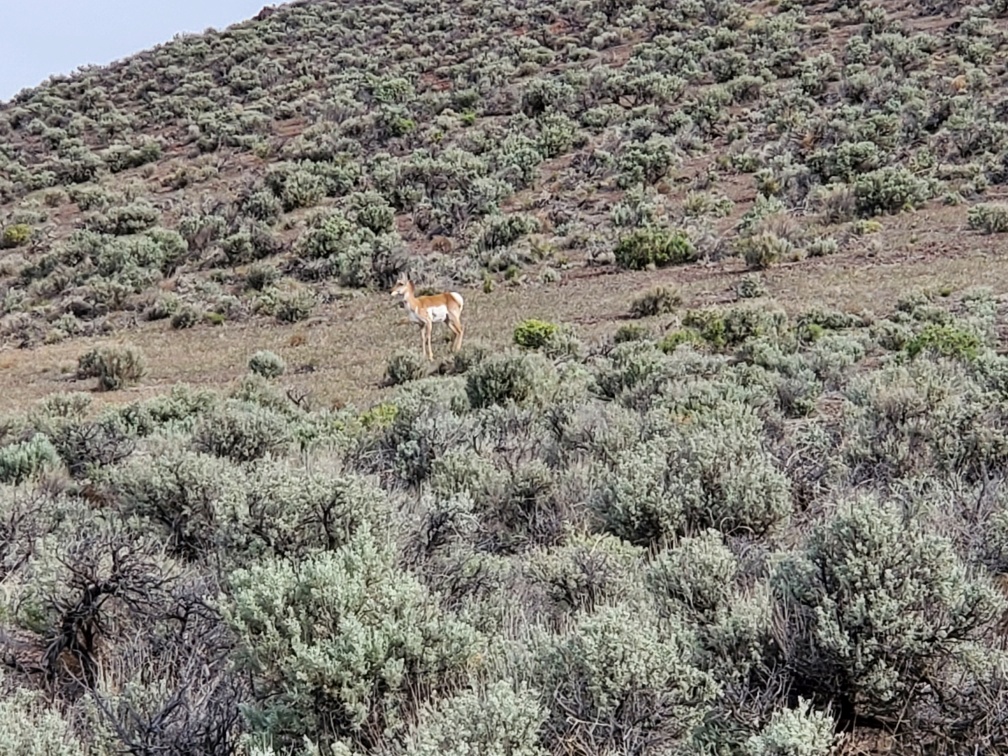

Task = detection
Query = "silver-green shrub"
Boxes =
[191,400,291,463]
[772,494,1004,721]
[222,526,484,751]
[744,698,839,756]
[405,679,548,756]
[248,349,286,379]
[537,603,719,754]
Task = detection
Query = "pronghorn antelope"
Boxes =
[390,274,465,361]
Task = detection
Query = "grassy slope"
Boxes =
[1,0,1007,413]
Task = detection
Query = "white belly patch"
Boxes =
[427,304,448,322]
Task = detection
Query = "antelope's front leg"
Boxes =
[424,321,434,361]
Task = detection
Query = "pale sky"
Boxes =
[1,0,274,102]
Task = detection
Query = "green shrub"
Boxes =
[51,416,135,479]
[1,223,31,248]
[648,529,738,622]
[85,200,160,235]
[736,275,768,299]
[191,401,290,463]
[614,323,653,343]
[736,230,791,270]
[659,329,704,353]
[513,318,558,349]
[614,227,697,270]
[594,404,791,545]
[406,680,548,756]
[76,345,146,391]
[904,323,982,361]
[245,262,279,291]
[100,447,247,559]
[526,533,647,617]
[0,669,87,755]
[170,305,201,330]
[248,349,286,379]
[853,166,934,217]
[629,285,681,318]
[466,351,553,409]
[744,699,839,756]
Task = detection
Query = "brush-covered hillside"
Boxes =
[3,0,1008,755]
[1,0,1008,406]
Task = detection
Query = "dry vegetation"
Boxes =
[2,0,1008,753]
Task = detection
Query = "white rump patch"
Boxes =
[427,304,449,322]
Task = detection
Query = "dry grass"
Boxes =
[3,206,1005,417]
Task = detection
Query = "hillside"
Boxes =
[4,0,1008,754]
[1,0,1008,409]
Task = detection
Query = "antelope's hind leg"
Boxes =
[448,313,464,352]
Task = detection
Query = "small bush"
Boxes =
[772,495,1004,721]
[614,227,697,270]
[904,323,982,362]
[406,680,548,756]
[736,275,768,299]
[466,351,553,408]
[514,318,559,349]
[248,350,286,379]
[967,202,1008,234]
[1,223,31,248]
[537,604,718,754]
[0,433,60,484]
[170,306,201,330]
[854,167,934,217]
[77,345,146,391]
[630,286,681,318]
[385,349,425,386]
[736,230,791,270]
[744,699,839,756]
[614,323,653,343]
[648,529,738,622]
[245,262,279,291]
[191,401,290,463]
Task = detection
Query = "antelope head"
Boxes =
[390,274,412,299]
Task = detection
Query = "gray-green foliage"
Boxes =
[773,495,1004,720]
[76,344,147,391]
[594,403,792,545]
[0,433,60,484]
[99,446,247,559]
[744,699,839,756]
[537,603,719,754]
[405,679,549,756]
[465,350,555,409]
[223,526,484,750]
[648,529,738,622]
[191,399,291,462]
[248,349,286,379]
[0,670,86,756]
